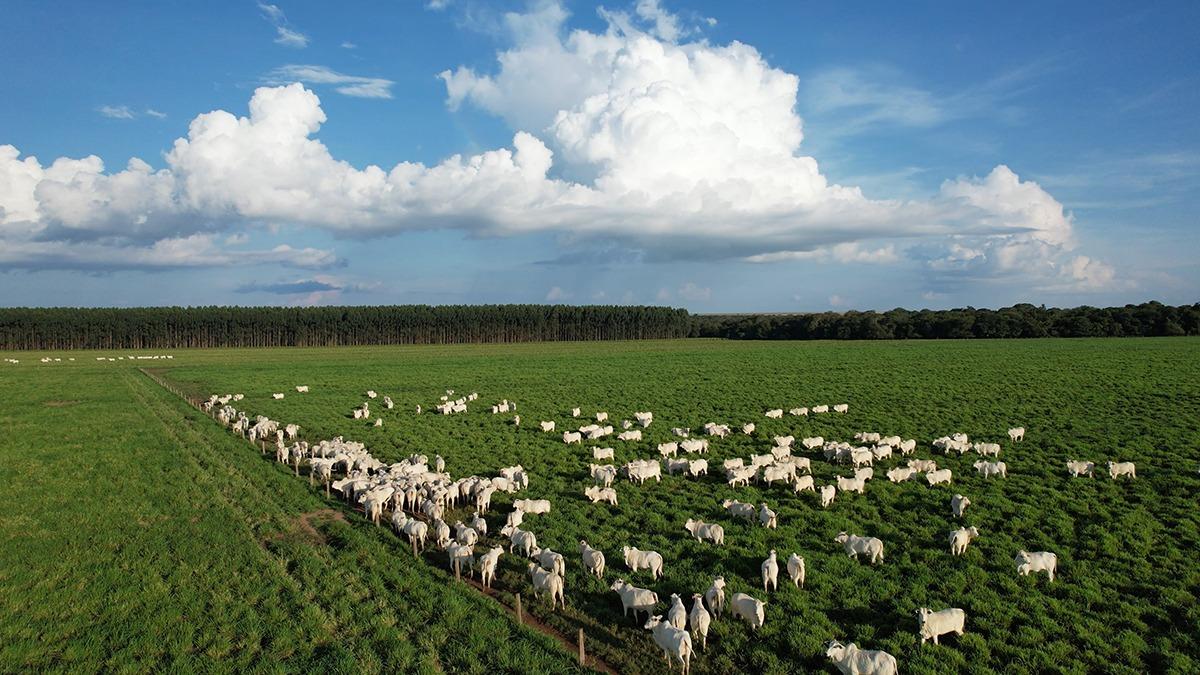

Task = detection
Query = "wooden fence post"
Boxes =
[515,593,523,624]
[578,628,585,665]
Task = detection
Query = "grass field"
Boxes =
[2,338,1199,673]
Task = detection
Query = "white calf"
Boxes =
[917,607,966,645]
[835,532,884,564]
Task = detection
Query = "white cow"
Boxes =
[563,431,582,445]
[623,546,665,579]
[916,607,966,645]
[539,421,556,432]
[528,563,565,609]
[513,499,551,515]
[618,430,643,442]
[835,532,884,564]
[722,499,757,522]
[1008,427,1026,442]
[812,405,829,414]
[836,476,866,494]
[765,408,784,419]
[834,403,849,413]
[793,475,816,493]
[742,423,756,435]
[272,393,284,400]
[802,436,825,450]
[951,494,971,519]
[973,442,1002,457]
[658,442,679,457]
[729,593,767,631]
[1066,460,1095,478]
[926,469,953,486]
[704,577,726,618]
[684,518,724,545]
[499,525,537,556]
[689,594,711,651]
[584,485,619,505]
[908,458,938,473]
[974,460,1007,478]
[596,411,609,422]
[295,385,309,393]
[366,390,377,399]
[571,407,581,417]
[761,549,779,591]
[1108,461,1136,479]
[826,641,897,675]
[789,407,809,417]
[594,447,615,461]
[680,439,708,454]
[787,553,806,588]
[855,467,874,482]
[531,547,566,577]
[820,484,837,508]
[643,615,693,674]
[478,546,503,589]
[949,526,979,555]
[887,467,917,483]
[1015,550,1057,582]
[579,540,606,578]
[611,579,658,623]
[687,459,709,477]
[759,503,778,529]
[666,593,688,630]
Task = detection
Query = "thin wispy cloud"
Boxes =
[266,65,394,99]
[97,105,135,119]
[340,41,357,49]
[258,2,309,48]
[143,108,167,119]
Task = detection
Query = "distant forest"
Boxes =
[0,305,691,350]
[692,302,1200,340]
[0,302,1195,350]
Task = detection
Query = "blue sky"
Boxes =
[1,0,1196,311]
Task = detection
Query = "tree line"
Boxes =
[0,301,1195,350]
[0,305,692,350]
[690,302,1200,340]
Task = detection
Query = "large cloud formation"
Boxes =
[0,0,1112,289]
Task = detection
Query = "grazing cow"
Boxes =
[722,499,757,522]
[584,485,619,505]
[272,393,284,400]
[825,641,897,675]
[594,447,615,461]
[499,524,537,556]
[618,429,642,442]
[590,463,618,487]
[683,518,725,545]
[539,421,556,432]
[834,403,849,413]
[689,594,711,651]
[687,459,708,477]
[665,458,692,476]
[973,442,1002,457]
[596,412,609,422]
[1066,460,1095,478]
[658,442,679,457]
[926,469,953,486]
[836,476,866,494]
[812,405,829,414]
[887,467,917,483]
[680,439,708,454]
[643,615,693,674]
[579,540,606,578]
[820,484,837,508]
[761,550,779,591]
[916,607,966,645]
[295,385,309,393]
[787,553,805,588]
[789,407,809,417]
[730,593,767,630]
[513,499,551,515]
[1108,461,1136,479]
[528,563,566,609]
[802,436,824,450]
[951,494,971,519]
[563,431,582,445]
[742,423,756,435]
[974,460,1007,478]
[855,467,874,482]
[571,407,581,418]
[1008,427,1025,442]
[623,546,664,579]
[611,579,658,623]
[765,409,783,419]
[898,439,917,455]
[1015,550,1057,582]
[835,532,884,564]
[705,577,726,618]
[908,458,938,473]
[949,526,979,555]
[531,547,566,577]
[793,475,816,493]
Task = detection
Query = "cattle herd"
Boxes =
[195,386,1141,674]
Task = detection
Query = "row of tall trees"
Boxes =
[0,305,692,350]
[691,302,1200,340]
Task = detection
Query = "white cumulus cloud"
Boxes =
[0,0,1114,293]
